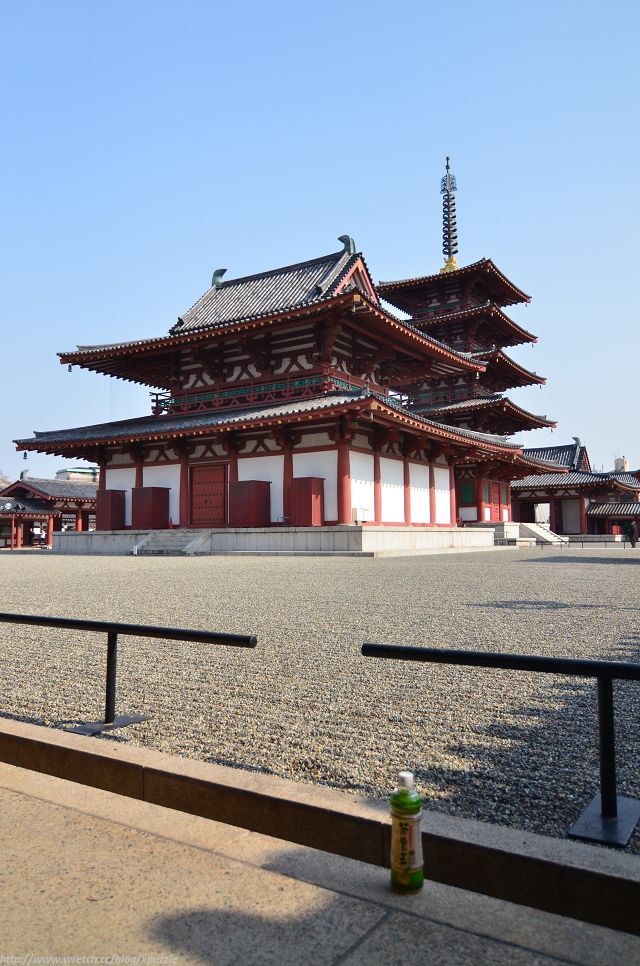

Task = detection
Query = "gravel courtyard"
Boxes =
[1,549,639,850]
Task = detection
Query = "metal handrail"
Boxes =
[362,642,640,847]
[0,613,257,735]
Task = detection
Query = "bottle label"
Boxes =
[391,811,423,874]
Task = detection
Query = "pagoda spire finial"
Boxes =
[439,156,459,273]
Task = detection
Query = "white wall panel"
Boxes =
[105,468,136,526]
[143,464,181,525]
[293,450,337,522]
[350,451,375,519]
[409,463,430,523]
[460,507,478,522]
[434,466,451,524]
[238,454,284,523]
[381,457,404,522]
[297,432,331,448]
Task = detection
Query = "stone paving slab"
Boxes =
[1,764,639,965]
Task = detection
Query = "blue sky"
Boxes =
[1,0,638,480]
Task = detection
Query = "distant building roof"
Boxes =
[512,471,640,492]
[3,478,98,501]
[522,442,590,471]
[587,503,640,517]
[0,494,55,517]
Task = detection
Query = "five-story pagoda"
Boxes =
[377,158,555,524]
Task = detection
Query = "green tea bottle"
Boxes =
[390,770,424,894]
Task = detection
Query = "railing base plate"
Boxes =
[568,794,640,847]
[64,714,150,736]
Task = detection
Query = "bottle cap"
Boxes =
[398,771,414,788]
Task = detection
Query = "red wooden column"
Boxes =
[16,523,23,549]
[74,507,83,531]
[429,463,436,526]
[337,440,351,525]
[476,474,485,523]
[403,455,411,525]
[134,460,143,489]
[373,446,382,524]
[10,516,15,550]
[449,463,457,526]
[46,516,54,547]
[549,498,557,532]
[98,459,107,492]
[579,495,587,534]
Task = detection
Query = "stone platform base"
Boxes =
[53,525,495,557]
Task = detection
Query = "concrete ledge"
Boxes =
[1,718,638,934]
[53,525,496,557]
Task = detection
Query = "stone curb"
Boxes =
[1,718,638,934]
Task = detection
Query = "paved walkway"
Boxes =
[0,764,639,965]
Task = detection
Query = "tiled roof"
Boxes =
[468,349,545,385]
[16,390,521,453]
[415,397,555,431]
[512,471,640,491]
[587,503,640,517]
[377,258,531,304]
[609,472,640,486]
[0,494,53,516]
[412,303,537,345]
[6,478,98,500]
[522,443,590,471]
[171,245,359,335]
[64,289,483,377]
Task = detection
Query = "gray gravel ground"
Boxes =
[1,548,639,852]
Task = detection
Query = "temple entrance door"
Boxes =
[490,483,501,522]
[190,464,227,526]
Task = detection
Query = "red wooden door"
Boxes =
[490,483,501,522]
[190,464,226,526]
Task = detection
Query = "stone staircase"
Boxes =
[517,522,569,546]
[135,529,208,556]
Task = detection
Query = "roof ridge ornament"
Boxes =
[211,268,227,289]
[439,156,459,274]
[338,234,356,255]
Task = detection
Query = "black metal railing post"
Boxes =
[105,631,118,725]
[597,675,617,818]
[0,612,257,737]
[361,642,640,847]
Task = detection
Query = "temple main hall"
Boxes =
[15,161,555,552]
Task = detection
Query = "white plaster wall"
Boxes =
[350,451,375,519]
[535,503,550,524]
[105,468,136,525]
[381,457,404,522]
[484,507,491,521]
[409,464,430,523]
[562,498,581,533]
[293,450,338,522]
[238,454,284,523]
[143,464,181,525]
[107,453,132,467]
[353,433,371,450]
[502,508,510,522]
[297,432,331,448]
[434,466,451,524]
[460,506,478,522]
